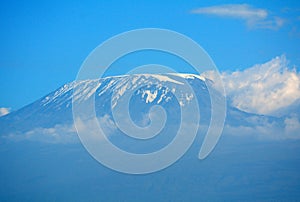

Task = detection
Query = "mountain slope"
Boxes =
[0,74,211,137]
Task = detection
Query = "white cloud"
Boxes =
[203,55,300,116]
[191,4,267,20]
[3,114,117,144]
[74,114,117,142]
[224,115,300,140]
[0,107,10,117]
[4,123,78,144]
[252,16,286,30]
[191,4,285,30]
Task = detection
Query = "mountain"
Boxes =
[0,73,276,140]
[0,73,300,201]
[1,74,196,123]
[0,73,215,142]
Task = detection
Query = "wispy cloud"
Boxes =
[224,114,300,140]
[4,123,78,144]
[0,107,11,117]
[191,4,285,30]
[203,55,300,116]
[191,4,267,20]
[3,114,117,144]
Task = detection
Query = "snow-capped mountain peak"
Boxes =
[40,73,207,109]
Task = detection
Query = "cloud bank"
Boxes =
[203,55,300,116]
[224,115,300,140]
[3,115,117,144]
[191,4,285,30]
[4,123,78,144]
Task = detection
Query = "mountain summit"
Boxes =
[0,73,214,139]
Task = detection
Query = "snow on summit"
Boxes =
[40,73,207,109]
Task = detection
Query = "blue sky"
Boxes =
[1,0,300,110]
